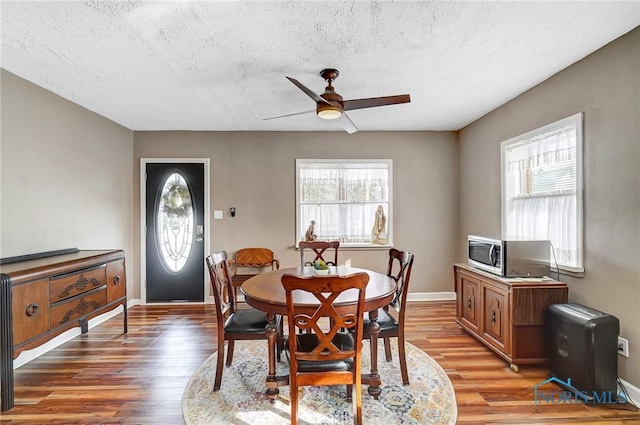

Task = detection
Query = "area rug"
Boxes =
[182,339,457,425]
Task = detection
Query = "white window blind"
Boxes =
[501,113,584,272]
[296,159,392,245]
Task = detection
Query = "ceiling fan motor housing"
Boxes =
[316,68,344,119]
[317,89,344,119]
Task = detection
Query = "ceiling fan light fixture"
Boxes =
[273,69,410,133]
[317,103,342,120]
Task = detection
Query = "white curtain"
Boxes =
[299,163,389,243]
[504,123,578,267]
[505,195,576,265]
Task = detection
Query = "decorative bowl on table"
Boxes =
[313,260,330,275]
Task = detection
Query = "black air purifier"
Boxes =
[545,303,619,396]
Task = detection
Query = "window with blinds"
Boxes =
[501,113,584,272]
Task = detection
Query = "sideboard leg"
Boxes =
[123,302,128,334]
[80,317,88,334]
[1,273,15,411]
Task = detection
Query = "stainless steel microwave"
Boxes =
[467,235,551,277]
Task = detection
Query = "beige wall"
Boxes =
[0,69,135,295]
[458,28,640,386]
[133,131,459,300]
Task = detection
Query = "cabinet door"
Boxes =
[482,285,508,353]
[12,279,50,346]
[106,260,126,303]
[458,272,480,333]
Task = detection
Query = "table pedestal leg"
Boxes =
[367,309,382,399]
[265,313,279,401]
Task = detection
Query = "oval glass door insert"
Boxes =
[156,172,194,273]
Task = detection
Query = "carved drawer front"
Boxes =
[106,260,126,303]
[50,288,107,327]
[11,279,50,346]
[49,266,107,304]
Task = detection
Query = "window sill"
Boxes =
[340,243,394,250]
[551,266,584,279]
[294,243,393,250]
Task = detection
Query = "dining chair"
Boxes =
[229,247,280,300]
[359,248,414,385]
[206,251,282,390]
[281,272,369,425]
[299,240,340,267]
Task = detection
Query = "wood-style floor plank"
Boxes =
[1,301,638,424]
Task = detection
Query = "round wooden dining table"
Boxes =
[241,266,397,400]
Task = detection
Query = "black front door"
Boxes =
[145,162,205,302]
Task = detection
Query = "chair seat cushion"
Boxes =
[362,308,399,334]
[224,308,273,334]
[289,332,355,372]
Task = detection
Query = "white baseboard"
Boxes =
[619,378,640,406]
[13,299,136,369]
[407,292,456,302]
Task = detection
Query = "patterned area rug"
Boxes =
[182,339,457,424]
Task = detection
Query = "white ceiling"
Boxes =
[1,1,638,132]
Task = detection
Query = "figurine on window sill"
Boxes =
[304,220,317,241]
[371,205,388,244]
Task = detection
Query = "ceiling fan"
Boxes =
[264,68,411,134]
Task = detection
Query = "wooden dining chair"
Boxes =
[206,251,281,390]
[281,272,369,425]
[299,240,340,267]
[229,247,280,300]
[360,248,414,385]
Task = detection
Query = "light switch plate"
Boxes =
[213,210,223,219]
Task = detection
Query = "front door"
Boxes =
[145,162,205,302]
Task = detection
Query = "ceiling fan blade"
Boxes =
[263,109,315,121]
[342,94,411,111]
[286,77,331,105]
[338,113,358,134]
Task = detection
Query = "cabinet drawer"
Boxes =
[50,287,107,327]
[49,266,106,303]
[12,279,50,346]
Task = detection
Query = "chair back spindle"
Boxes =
[299,240,340,268]
[387,248,414,315]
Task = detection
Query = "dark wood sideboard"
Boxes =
[454,263,568,371]
[0,248,127,411]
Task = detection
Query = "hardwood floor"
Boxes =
[1,301,638,424]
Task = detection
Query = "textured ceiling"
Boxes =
[1,1,638,132]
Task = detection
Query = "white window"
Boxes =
[501,113,584,273]
[296,159,392,246]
